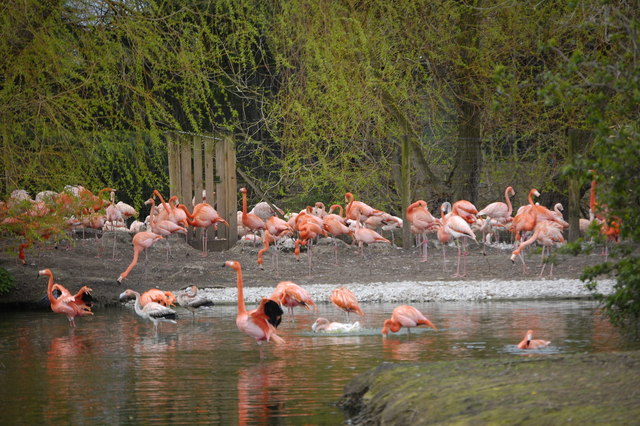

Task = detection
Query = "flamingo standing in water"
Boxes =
[270,281,316,320]
[39,268,94,327]
[382,305,437,336]
[119,289,178,335]
[517,329,551,349]
[177,285,214,317]
[116,231,163,284]
[330,286,364,320]
[223,260,284,358]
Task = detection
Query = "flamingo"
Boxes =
[250,201,284,221]
[312,318,361,333]
[270,281,316,319]
[116,231,164,284]
[381,305,437,336]
[178,201,229,255]
[261,215,294,270]
[441,202,477,277]
[293,212,327,275]
[177,285,214,317]
[517,329,551,349]
[353,218,390,257]
[406,200,438,261]
[223,260,285,358]
[323,211,354,263]
[477,186,515,224]
[39,268,94,327]
[119,289,178,335]
[436,203,451,271]
[240,188,265,247]
[145,198,187,260]
[140,289,177,307]
[344,192,383,221]
[510,220,565,276]
[330,286,364,320]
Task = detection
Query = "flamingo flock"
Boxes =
[8,181,619,358]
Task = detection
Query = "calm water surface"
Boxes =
[1,299,638,424]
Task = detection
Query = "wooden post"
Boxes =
[180,139,192,209]
[215,134,237,249]
[168,133,182,197]
[401,134,412,249]
[204,137,215,207]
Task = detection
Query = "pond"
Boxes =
[1,299,637,424]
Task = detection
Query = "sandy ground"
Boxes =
[0,229,611,307]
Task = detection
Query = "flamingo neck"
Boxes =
[527,189,537,205]
[242,191,248,217]
[120,248,141,281]
[235,267,247,315]
[45,273,56,304]
[505,187,513,215]
[153,190,170,214]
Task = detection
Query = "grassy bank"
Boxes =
[339,351,640,424]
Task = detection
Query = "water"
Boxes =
[1,299,637,424]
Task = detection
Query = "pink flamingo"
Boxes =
[510,220,565,276]
[270,281,316,320]
[353,218,390,257]
[116,231,164,283]
[240,188,265,246]
[382,305,437,336]
[119,289,178,335]
[145,198,187,260]
[223,260,285,359]
[406,200,438,261]
[39,268,94,327]
[517,329,551,349]
[330,286,364,320]
[178,201,229,255]
[441,202,477,277]
[345,192,383,221]
[323,208,355,263]
[140,288,177,307]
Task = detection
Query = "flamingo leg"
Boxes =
[420,234,428,262]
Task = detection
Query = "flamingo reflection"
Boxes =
[237,361,287,426]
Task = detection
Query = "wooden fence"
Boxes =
[167,132,237,251]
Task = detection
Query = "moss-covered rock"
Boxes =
[339,351,640,424]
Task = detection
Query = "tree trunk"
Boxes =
[450,1,482,204]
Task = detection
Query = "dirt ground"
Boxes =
[0,229,608,307]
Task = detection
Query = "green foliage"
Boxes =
[0,268,15,295]
[541,1,640,332]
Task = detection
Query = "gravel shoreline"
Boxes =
[193,278,615,306]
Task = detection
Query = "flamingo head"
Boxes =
[38,269,52,277]
[507,186,515,196]
[223,260,241,271]
[312,317,330,332]
[119,289,138,301]
[240,187,247,194]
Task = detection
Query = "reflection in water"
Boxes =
[0,300,638,424]
[237,361,287,425]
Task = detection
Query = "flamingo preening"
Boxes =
[223,260,284,359]
[39,268,94,327]
[330,286,364,320]
[517,329,551,349]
